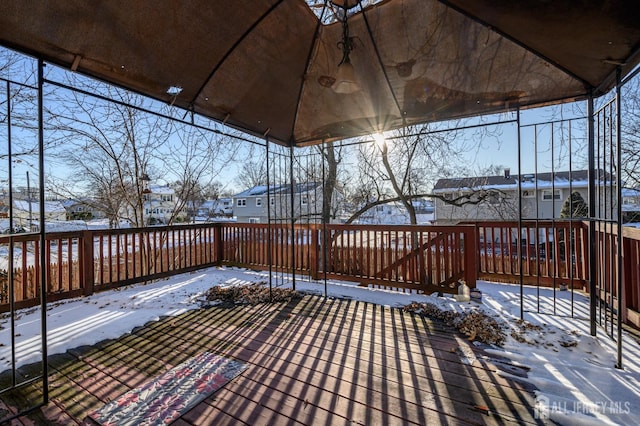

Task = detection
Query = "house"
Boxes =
[357,201,408,225]
[356,198,434,225]
[61,198,105,220]
[432,170,592,225]
[622,188,640,223]
[197,198,233,218]
[215,198,233,216]
[143,184,180,225]
[233,182,325,223]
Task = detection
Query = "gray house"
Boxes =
[233,182,324,223]
[432,170,592,224]
[61,198,106,220]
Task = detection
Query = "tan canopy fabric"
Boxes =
[1,0,639,146]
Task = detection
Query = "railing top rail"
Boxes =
[0,230,86,243]
[460,219,584,227]
[323,223,476,232]
[89,222,222,236]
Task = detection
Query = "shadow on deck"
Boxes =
[0,295,545,425]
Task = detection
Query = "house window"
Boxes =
[542,189,561,201]
[161,194,173,202]
[256,198,262,207]
[249,217,260,223]
[487,192,502,205]
[522,190,535,198]
[270,197,275,205]
[301,195,308,205]
[443,191,462,202]
[237,199,246,207]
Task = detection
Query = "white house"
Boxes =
[356,198,434,225]
[143,184,179,225]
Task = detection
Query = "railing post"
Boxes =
[213,223,224,265]
[622,233,629,325]
[310,225,319,280]
[81,230,94,296]
[464,225,478,287]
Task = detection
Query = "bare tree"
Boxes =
[343,123,468,224]
[320,142,340,223]
[235,149,268,190]
[622,77,640,188]
[0,49,44,179]
[162,125,240,223]
[45,79,170,227]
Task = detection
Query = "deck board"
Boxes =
[0,295,544,425]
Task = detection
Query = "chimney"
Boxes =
[504,168,511,179]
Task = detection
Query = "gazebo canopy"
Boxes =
[1,0,640,146]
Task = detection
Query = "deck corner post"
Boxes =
[213,223,224,265]
[81,230,95,297]
[464,226,478,288]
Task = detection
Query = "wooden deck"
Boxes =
[0,295,545,425]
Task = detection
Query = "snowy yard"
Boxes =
[0,267,638,425]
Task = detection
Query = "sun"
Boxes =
[373,133,387,149]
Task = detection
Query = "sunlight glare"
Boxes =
[373,133,387,149]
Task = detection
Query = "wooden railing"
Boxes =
[218,223,477,292]
[0,225,221,311]
[320,224,476,292]
[0,223,476,311]
[0,231,85,309]
[0,220,638,328]
[470,219,640,328]
[595,223,640,328]
[471,220,589,289]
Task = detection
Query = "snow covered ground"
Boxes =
[0,267,638,425]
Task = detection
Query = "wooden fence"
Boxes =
[0,220,638,328]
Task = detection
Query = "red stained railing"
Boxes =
[472,220,589,288]
[0,220,638,328]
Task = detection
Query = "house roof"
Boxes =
[234,182,322,198]
[2,1,639,146]
[13,200,66,214]
[198,200,217,210]
[432,170,595,193]
[149,184,174,195]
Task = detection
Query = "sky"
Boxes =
[0,267,638,425]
